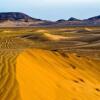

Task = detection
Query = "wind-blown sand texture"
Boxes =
[16,49,100,100]
[0,35,34,100]
[0,27,100,100]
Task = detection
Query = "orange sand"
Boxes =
[16,49,100,100]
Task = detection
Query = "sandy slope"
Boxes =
[16,49,100,100]
[0,36,35,100]
[43,33,76,41]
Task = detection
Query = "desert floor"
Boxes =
[0,27,100,100]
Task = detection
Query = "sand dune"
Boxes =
[84,28,92,32]
[16,49,100,100]
[0,50,20,100]
[43,33,76,41]
[0,27,100,100]
[36,29,48,33]
[0,35,35,100]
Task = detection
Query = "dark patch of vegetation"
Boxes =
[95,88,100,92]
[60,52,67,57]
[69,64,76,69]
[78,78,85,83]
[73,80,79,83]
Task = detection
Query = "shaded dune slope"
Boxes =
[0,36,34,100]
[16,49,100,100]
[0,50,21,100]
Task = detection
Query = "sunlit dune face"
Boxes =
[36,29,48,33]
[84,28,92,31]
[3,30,12,33]
[43,33,76,41]
[16,49,100,100]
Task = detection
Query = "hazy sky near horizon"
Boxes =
[0,0,100,20]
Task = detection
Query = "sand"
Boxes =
[43,33,76,41]
[0,27,100,100]
[16,49,100,100]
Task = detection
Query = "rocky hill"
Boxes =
[0,12,41,21]
[0,12,100,27]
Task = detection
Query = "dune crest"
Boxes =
[43,33,76,41]
[16,49,100,100]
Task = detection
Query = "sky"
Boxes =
[0,0,100,21]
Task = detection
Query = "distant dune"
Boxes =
[16,49,100,100]
[43,33,70,40]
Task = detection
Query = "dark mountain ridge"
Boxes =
[0,12,41,22]
[86,15,100,21]
[0,12,100,27]
[68,17,80,21]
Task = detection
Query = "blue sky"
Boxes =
[0,0,100,20]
